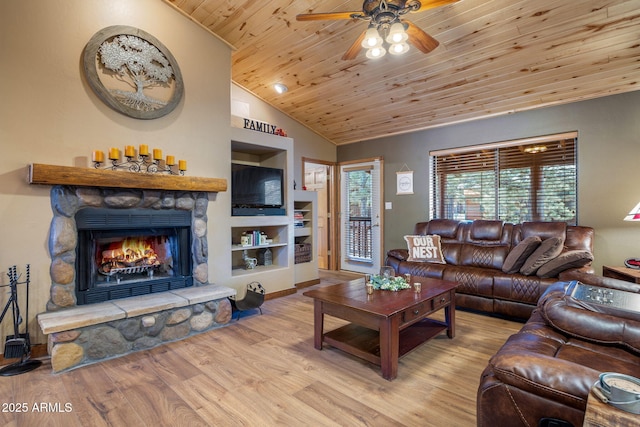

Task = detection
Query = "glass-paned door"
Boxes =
[339,159,382,274]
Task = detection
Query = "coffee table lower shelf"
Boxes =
[323,318,448,366]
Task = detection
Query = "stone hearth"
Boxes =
[38,285,233,372]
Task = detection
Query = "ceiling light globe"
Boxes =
[386,22,408,44]
[391,33,404,43]
[389,42,410,55]
[361,27,383,48]
[366,47,386,59]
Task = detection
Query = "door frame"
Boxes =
[302,157,339,270]
[338,157,384,273]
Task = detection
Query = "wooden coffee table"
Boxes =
[303,277,457,380]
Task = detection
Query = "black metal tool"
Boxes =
[0,264,41,376]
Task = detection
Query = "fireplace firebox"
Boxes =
[75,208,193,305]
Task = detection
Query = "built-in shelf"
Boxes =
[229,127,295,293]
[294,190,319,286]
[231,243,288,251]
[294,228,311,237]
[231,264,287,276]
[28,163,227,192]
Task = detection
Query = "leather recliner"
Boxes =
[476,275,640,426]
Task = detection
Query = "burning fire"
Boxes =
[100,237,160,274]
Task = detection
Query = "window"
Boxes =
[430,132,577,225]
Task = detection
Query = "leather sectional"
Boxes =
[385,219,595,319]
[385,219,639,426]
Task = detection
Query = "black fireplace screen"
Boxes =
[75,208,193,305]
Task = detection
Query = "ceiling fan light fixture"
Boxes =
[386,22,408,44]
[389,42,410,55]
[361,26,383,48]
[274,83,288,94]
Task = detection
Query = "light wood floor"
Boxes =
[0,271,522,427]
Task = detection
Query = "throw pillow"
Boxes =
[502,236,542,274]
[520,236,564,276]
[404,235,446,264]
[536,250,594,278]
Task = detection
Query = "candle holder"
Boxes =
[93,154,185,175]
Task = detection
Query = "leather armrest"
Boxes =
[387,248,408,261]
[559,265,594,276]
[489,350,597,409]
[558,270,640,293]
[539,287,640,353]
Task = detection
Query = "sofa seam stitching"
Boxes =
[504,384,531,427]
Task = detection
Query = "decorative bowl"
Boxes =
[597,372,640,414]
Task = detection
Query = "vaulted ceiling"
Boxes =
[166,0,640,145]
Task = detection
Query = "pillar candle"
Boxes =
[109,148,120,160]
[92,150,104,163]
[153,148,163,160]
[166,155,175,166]
[124,145,135,157]
[178,160,187,171]
[139,144,149,156]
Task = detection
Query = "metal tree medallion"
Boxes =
[83,26,184,120]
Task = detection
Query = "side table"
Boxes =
[602,266,640,284]
[583,386,638,426]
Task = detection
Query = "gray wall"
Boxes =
[338,90,640,273]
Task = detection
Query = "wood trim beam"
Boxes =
[28,164,227,192]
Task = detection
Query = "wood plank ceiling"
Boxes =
[166,0,640,145]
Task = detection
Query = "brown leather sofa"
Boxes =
[477,275,640,427]
[385,219,595,319]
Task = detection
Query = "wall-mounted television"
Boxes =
[232,164,285,215]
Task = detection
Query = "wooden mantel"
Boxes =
[28,163,227,192]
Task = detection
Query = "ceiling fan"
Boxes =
[296,0,459,60]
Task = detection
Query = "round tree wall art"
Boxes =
[83,26,184,119]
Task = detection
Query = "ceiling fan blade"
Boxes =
[296,12,361,21]
[404,20,439,54]
[415,0,460,12]
[342,30,366,60]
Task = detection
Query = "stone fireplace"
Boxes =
[32,170,234,372]
[47,186,209,310]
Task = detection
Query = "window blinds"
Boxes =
[431,133,577,224]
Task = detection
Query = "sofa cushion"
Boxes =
[536,250,594,278]
[422,219,460,239]
[440,242,462,265]
[520,237,564,276]
[502,236,542,274]
[413,219,460,239]
[470,220,504,241]
[404,235,446,263]
[519,221,567,242]
[460,245,510,269]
